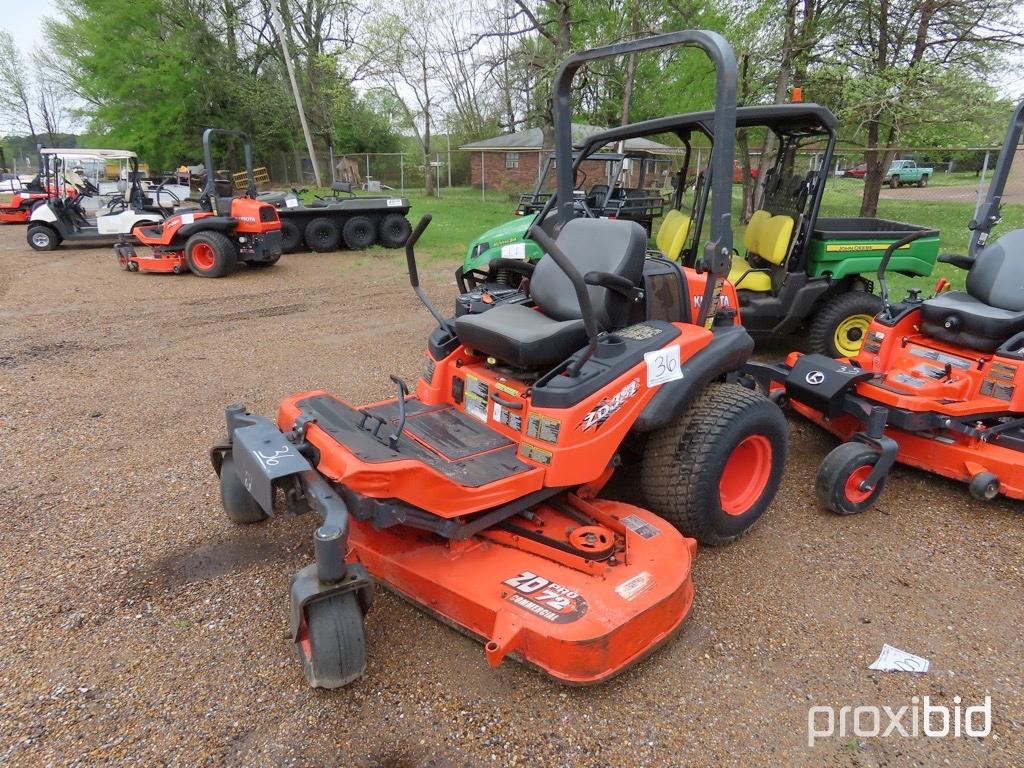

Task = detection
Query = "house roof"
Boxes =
[460,123,674,153]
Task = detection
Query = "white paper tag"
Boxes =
[285,196,299,208]
[868,644,930,673]
[615,572,655,601]
[644,346,683,387]
[492,402,503,422]
[501,242,527,260]
[181,213,195,224]
[386,198,404,207]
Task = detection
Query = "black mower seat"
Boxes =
[921,229,1024,352]
[455,218,647,368]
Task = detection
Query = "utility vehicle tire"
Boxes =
[185,230,237,278]
[305,217,341,252]
[378,213,412,248]
[342,216,376,250]
[969,472,1000,501]
[297,592,367,689]
[640,382,788,545]
[27,225,60,251]
[918,174,929,188]
[816,442,885,515]
[806,291,883,358]
[219,453,269,524]
[280,219,303,252]
[889,175,900,189]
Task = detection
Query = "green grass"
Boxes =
[309,184,1024,298]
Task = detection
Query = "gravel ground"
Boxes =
[1,226,1022,767]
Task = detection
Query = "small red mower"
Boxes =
[117,129,282,277]
[210,31,788,689]
[746,99,1024,513]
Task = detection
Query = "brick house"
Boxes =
[461,124,675,192]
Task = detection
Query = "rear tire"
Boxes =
[219,454,269,524]
[806,291,883,358]
[304,217,341,252]
[816,442,885,515]
[918,175,929,188]
[342,215,376,249]
[27,225,60,251]
[280,219,304,252]
[378,213,412,248]
[297,593,367,689]
[640,382,788,545]
[185,230,237,278]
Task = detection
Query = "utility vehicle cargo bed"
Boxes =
[806,218,940,279]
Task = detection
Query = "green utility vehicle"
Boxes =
[460,103,941,358]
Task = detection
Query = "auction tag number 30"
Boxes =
[644,346,683,387]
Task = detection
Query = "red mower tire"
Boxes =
[297,592,367,689]
[185,231,237,277]
[378,213,412,248]
[641,382,788,546]
[305,217,341,252]
[969,472,1000,501]
[816,442,885,515]
[280,219,304,252]
[219,453,269,524]
[27,225,60,251]
[342,215,376,250]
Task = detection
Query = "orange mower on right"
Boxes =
[745,99,1024,514]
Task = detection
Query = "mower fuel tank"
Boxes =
[229,198,281,233]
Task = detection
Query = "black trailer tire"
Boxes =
[280,219,304,252]
[185,230,237,278]
[342,215,376,250]
[298,592,367,689]
[378,213,412,248]
[806,291,884,358]
[305,217,341,252]
[969,472,1000,501]
[27,225,60,251]
[815,442,885,515]
[219,453,269,524]
[640,382,787,546]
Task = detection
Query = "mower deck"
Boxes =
[344,493,696,684]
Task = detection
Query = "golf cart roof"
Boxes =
[39,148,137,160]
[582,103,838,150]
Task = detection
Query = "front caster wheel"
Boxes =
[969,471,1000,501]
[297,592,367,689]
[816,442,886,515]
[219,453,269,524]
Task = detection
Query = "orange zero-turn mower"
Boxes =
[745,98,1024,514]
[210,31,788,689]
[115,129,282,277]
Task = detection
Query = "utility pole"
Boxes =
[270,1,322,188]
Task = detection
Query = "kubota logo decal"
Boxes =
[805,370,826,385]
[502,571,587,624]
[579,378,640,431]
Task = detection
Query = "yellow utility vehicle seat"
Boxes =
[655,209,691,260]
[729,210,795,291]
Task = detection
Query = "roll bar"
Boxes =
[969,99,1024,258]
[201,128,257,201]
[549,30,737,328]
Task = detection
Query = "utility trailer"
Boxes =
[259,183,412,253]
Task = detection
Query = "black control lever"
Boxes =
[404,214,451,330]
[388,375,409,450]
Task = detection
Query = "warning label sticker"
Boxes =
[503,571,587,623]
[615,572,655,601]
[465,374,489,422]
[621,514,660,539]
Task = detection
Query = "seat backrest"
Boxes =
[656,209,691,260]
[744,209,772,254]
[531,218,647,330]
[588,184,609,208]
[757,214,795,266]
[967,229,1024,311]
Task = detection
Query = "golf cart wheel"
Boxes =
[27,225,60,251]
[815,442,885,515]
[218,453,269,524]
[378,213,412,248]
[297,592,367,689]
[280,219,303,252]
[342,216,376,250]
[304,217,341,252]
[806,291,883,358]
[640,382,787,545]
[969,471,1000,501]
[185,230,238,278]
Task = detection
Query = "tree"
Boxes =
[0,32,37,138]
